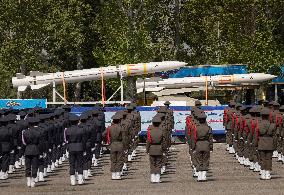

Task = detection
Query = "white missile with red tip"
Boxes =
[12,61,187,91]
[136,73,276,93]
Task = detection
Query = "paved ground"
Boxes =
[1,143,284,195]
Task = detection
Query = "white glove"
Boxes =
[83,152,87,156]
[91,148,95,152]
[43,153,47,158]
[39,155,43,159]
[49,149,52,152]
[17,146,21,150]
[10,150,15,154]
[57,145,60,148]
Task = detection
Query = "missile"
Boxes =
[136,73,276,93]
[12,61,187,91]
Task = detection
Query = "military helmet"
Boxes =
[260,108,270,115]
[164,101,171,105]
[152,116,161,123]
[195,100,202,106]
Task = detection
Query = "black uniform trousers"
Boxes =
[25,155,39,178]
[149,155,162,174]
[1,152,10,172]
[69,151,83,175]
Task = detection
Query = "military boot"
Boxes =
[30,177,36,187]
[26,177,31,187]
[265,171,271,180]
[70,175,76,186]
[77,174,84,185]
[38,172,44,182]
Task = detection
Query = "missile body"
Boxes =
[136,73,276,93]
[12,61,186,91]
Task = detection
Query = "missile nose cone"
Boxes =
[268,74,277,79]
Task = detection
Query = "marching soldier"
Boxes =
[22,117,41,187]
[257,108,276,180]
[279,105,284,163]
[64,114,85,186]
[106,113,126,180]
[224,101,236,154]
[146,116,166,183]
[192,113,212,181]
[0,116,13,180]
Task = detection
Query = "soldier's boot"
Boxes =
[282,154,284,163]
[161,166,166,174]
[43,168,47,177]
[30,177,36,187]
[197,172,202,182]
[55,160,59,167]
[229,147,234,154]
[226,144,230,151]
[254,162,260,172]
[156,174,161,183]
[235,154,239,160]
[272,151,278,158]
[88,169,92,177]
[111,172,116,180]
[38,172,44,182]
[201,171,207,181]
[150,174,155,183]
[26,177,31,187]
[58,158,63,165]
[34,175,39,183]
[116,172,122,180]
[249,161,254,170]
[277,153,282,162]
[240,157,245,165]
[77,174,84,185]
[66,151,69,159]
[193,167,198,177]
[260,170,266,180]
[70,175,76,186]
[0,171,4,180]
[83,170,89,180]
[265,171,271,180]
[93,158,98,167]
[51,162,55,171]
[122,163,128,171]
[132,149,137,157]
[21,157,25,166]
[15,161,21,169]
[47,165,52,173]
[128,154,132,162]
[8,165,14,174]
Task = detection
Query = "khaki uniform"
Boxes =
[257,120,276,170]
[192,123,211,171]
[108,123,126,172]
[146,125,166,174]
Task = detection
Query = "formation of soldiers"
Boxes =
[224,100,284,180]
[146,101,174,183]
[185,101,213,182]
[0,104,105,187]
[106,103,141,180]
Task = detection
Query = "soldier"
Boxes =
[146,116,166,183]
[0,116,13,180]
[279,105,284,163]
[79,113,93,180]
[15,111,28,168]
[257,108,276,180]
[64,114,85,186]
[224,101,236,154]
[106,113,126,180]
[22,117,41,187]
[192,113,212,181]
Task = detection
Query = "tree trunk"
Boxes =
[74,54,83,101]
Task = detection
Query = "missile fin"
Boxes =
[30,83,49,90]
[18,86,27,92]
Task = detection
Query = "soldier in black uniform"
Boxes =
[22,117,41,187]
[64,114,86,185]
[15,111,28,168]
[0,116,13,180]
